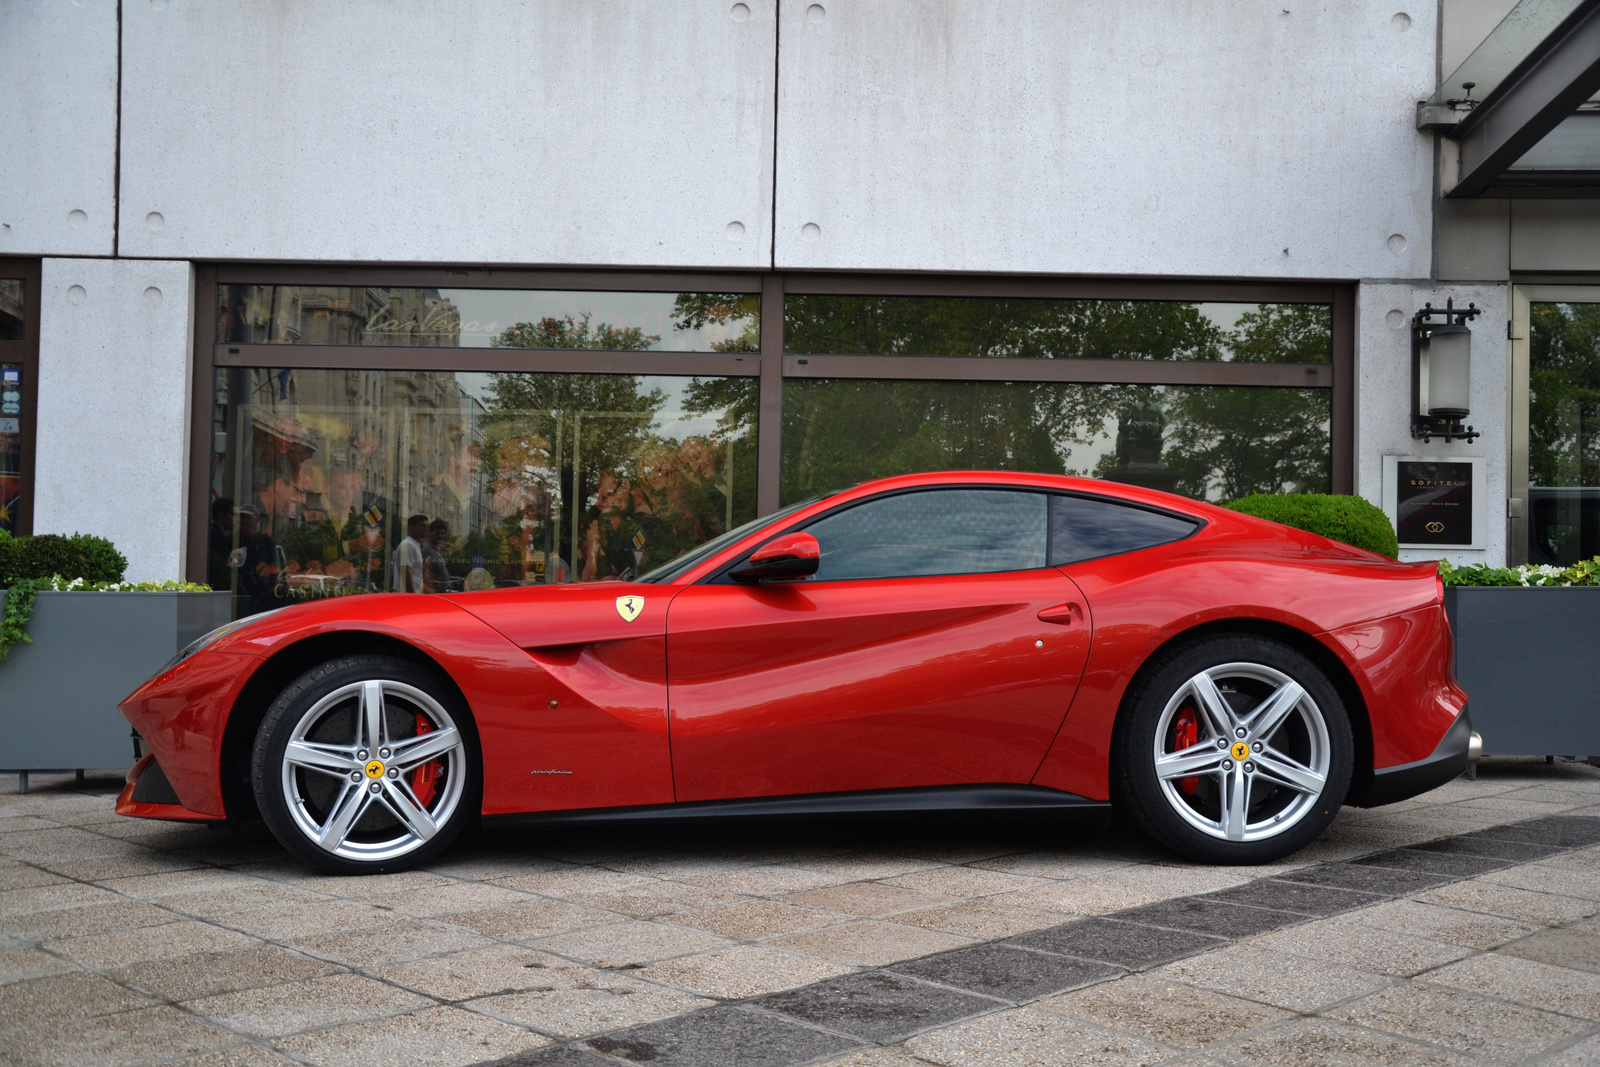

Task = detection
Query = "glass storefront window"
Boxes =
[1,363,21,534]
[784,296,1331,363]
[218,286,758,353]
[781,379,1330,505]
[1528,302,1600,566]
[0,280,22,341]
[209,368,756,616]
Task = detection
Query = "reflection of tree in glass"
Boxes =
[491,312,659,352]
[1529,303,1600,490]
[671,294,760,353]
[483,319,754,580]
[1159,305,1333,499]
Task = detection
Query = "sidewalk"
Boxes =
[2,757,1597,1067]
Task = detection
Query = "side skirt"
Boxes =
[481,784,1112,830]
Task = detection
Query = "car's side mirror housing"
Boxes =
[729,532,820,584]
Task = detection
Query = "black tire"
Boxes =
[252,654,481,875]
[1111,634,1353,864]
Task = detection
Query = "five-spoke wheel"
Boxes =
[1113,635,1352,863]
[253,655,479,874]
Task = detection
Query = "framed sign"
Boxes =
[1382,456,1486,550]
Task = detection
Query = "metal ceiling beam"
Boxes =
[1445,0,1600,198]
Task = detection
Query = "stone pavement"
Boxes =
[1,758,1598,1067]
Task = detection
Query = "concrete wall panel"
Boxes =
[1356,281,1508,566]
[35,259,194,583]
[773,1,1436,278]
[117,1,776,267]
[1509,202,1600,274]
[0,0,118,257]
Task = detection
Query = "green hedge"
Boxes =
[1225,493,1399,558]
[0,530,128,586]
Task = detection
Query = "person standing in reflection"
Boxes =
[233,504,277,614]
[425,518,453,593]
[207,498,235,591]
[394,514,428,593]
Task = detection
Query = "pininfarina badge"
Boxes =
[615,595,644,622]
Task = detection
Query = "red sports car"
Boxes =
[118,472,1470,874]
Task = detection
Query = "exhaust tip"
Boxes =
[1466,731,1483,780]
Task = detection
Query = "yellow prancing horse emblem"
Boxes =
[1230,741,1251,761]
[364,760,386,779]
[615,595,644,623]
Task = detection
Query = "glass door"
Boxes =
[1510,286,1600,566]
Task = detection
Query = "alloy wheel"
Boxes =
[280,678,466,863]
[1151,661,1332,843]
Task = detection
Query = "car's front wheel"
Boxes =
[1112,634,1352,864]
[252,654,479,874]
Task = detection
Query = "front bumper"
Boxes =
[1355,708,1473,808]
[115,754,226,822]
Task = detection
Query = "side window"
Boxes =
[1049,494,1198,565]
[805,489,1048,581]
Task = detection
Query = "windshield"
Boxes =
[634,495,828,584]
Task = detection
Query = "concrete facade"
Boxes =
[2,0,1597,577]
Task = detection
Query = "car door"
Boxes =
[665,487,1092,802]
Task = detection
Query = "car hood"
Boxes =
[440,582,667,648]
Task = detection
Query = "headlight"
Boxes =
[157,609,283,675]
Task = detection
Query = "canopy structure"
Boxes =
[1419,0,1600,198]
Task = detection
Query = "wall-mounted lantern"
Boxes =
[1412,298,1481,443]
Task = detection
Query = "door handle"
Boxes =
[1038,602,1083,625]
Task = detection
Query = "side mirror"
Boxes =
[729,532,820,584]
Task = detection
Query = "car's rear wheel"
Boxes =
[252,654,479,874]
[1112,634,1352,864]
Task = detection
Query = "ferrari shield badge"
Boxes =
[615,595,644,623]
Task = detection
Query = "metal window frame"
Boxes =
[186,266,1355,582]
[0,258,42,536]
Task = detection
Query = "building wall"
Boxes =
[0,0,118,257]
[34,260,194,583]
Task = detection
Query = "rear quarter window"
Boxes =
[1049,494,1199,565]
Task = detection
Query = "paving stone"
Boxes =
[471,1048,611,1067]
[1271,861,1452,896]
[276,1004,551,1067]
[49,917,259,968]
[225,900,399,940]
[1481,863,1600,902]
[0,1003,237,1067]
[768,919,974,966]
[1354,848,1514,878]
[162,882,332,917]
[637,943,853,998]
[782,881,954,918]
[879,865,1053,898]
[0,864,67,891]
[1158,943,1391,1012]
[1250,916,1471,977]
[96,868,264,898]
[0,969,156,1030]
[1112,897,1299,939]
[113,942,343,1001]
[904,1004,1174,1067]
[808,1048,928,1067]
[373,944,573,1000]
[1202,1016,1477,1066]
[160,1046,305,1067]
[586,1005,865,1067]
[1417,880,1600,926]
[893,900,1065,941]
[531,919,735,968]
[1201,878,1385,917]
[1408,833,1566,862]
[758,970,1005,1042]
[683,865,860,896]
[565,880,747,920]
[672,900,850,940]
[1352,898,1544,949]
[1427,952,1600,1019]
[888,943,1120,1002]
[1,898,178,940]
[1477,815,1600,848]
[1538,1031,1600,1067]
[992,864,1250,917]
[1328,980,1590,1060]
[0,881,120,918]
[0,945,76,984]
[1008,917,1226,968]
[184,971,433,1038]
[290,917,495,968]
[1040,973,1293,1049]
[1499,925,1600,973]
[439,899,620,940]
[467,966,712,1039]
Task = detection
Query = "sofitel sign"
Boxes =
[1382,455,1486,551]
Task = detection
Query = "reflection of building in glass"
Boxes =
[218,286,462,348]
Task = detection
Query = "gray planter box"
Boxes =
[1445,585,1600,758]
[0,591,233,777]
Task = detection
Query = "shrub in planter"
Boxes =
[1439,556,1600,586]
[1224,493,1399,558]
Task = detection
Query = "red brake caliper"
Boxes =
[408,714,442,807]
[1173,705,1199,795]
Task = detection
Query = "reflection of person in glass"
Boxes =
[425,518,453,592]
[207,497,235,591]
[395,514,428,593]
[233,504,277,613]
